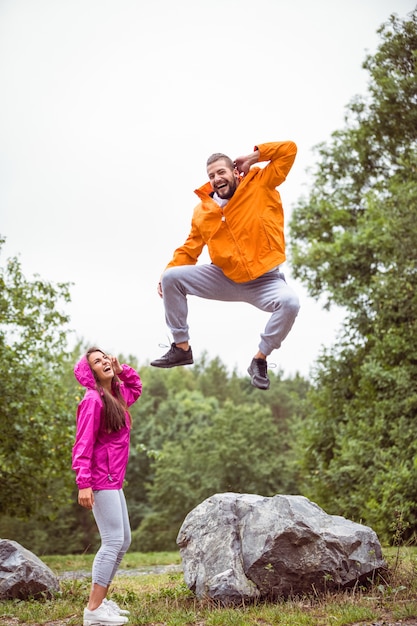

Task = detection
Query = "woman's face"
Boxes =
[87,351,114,386]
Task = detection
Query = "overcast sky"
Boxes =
[1,0,415,378]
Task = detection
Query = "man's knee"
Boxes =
[283,291,300,318]
[161,266,176,286]
[161,265,190,288]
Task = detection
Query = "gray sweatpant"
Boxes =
[91,489,131,587]
[161,264,300,357]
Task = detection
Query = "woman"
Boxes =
[72,347,142,626]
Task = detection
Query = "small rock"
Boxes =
[0,538,60,599]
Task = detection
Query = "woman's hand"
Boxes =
[110,356,123,375]
[78,487,94,510]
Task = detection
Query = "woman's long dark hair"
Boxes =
[86,347,130,432]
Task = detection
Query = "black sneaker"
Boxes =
[247,357,270,390]
[150,343,194,368]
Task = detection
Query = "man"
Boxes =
[151,141,300,390]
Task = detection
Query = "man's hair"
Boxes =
[206,153,235,170]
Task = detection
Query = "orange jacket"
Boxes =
[166,141,297,283]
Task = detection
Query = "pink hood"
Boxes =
[74,355,96,390]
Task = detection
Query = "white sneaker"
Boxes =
[104,599,130,616]
[83,602,129,626]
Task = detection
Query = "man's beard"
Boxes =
[218,178,237,199]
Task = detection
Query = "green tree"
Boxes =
[0,237,77,519]
[0,262,309,555]
[133,395,291,550]
[288,10,417,542]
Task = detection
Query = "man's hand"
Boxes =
[78,487,94,510]
[234,149,260,176]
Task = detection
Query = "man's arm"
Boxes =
[157,217,205,297]
[234,141,297,184]
[256,141,297,187]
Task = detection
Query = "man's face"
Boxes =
[207,159,240,200]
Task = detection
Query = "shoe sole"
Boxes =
[151,359,194,368]
[84,621,128,626]
[84,615,128,626]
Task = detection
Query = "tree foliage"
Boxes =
[128,364,307,551]
[0,261,309,555]
[132,395,293,550]
[3,13,417,552]
[288,10,417,542]
[0,236,77,518]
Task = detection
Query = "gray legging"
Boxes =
[91,489,131,587]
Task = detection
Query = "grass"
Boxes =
[43,551,181,574]
[1,548,417,625]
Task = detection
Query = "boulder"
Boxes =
[177,493,385,604]
[0,538,60,600]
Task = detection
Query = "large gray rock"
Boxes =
[0,539,60,599]
[177,493,385,604]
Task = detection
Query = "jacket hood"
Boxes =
[74,355,96,390]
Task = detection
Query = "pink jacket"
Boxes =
[72,356,142,490]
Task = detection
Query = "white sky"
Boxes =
[1,0,415,378]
